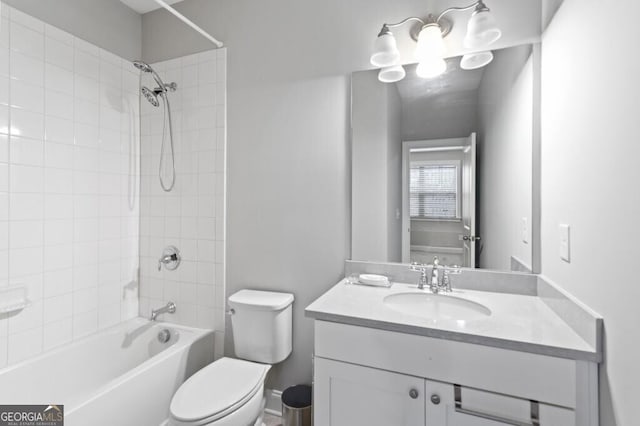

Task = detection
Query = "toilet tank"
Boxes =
[228,290,294,364]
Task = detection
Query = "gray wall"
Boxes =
[141,0,542,390]
[4,0,141,60]
[477,45,533,270]
[541,0,638,424]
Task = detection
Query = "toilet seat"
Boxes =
[170,357,270,425]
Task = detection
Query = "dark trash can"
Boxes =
[282,384,312,426]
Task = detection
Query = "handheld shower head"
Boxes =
[133,60,167,92]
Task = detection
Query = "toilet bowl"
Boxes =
[169,290,294,426]
[169,358,270,426]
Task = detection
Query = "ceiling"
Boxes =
[119,0,183,14]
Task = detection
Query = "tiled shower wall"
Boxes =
[0,4,140,367]
[138,49,226,355]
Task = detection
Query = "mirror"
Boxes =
[351,44,537,273]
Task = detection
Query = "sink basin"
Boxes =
[383,292,491,322]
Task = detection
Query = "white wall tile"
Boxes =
[139,49,225,330]
[8,327,42,364]
[44,168,73,194]
[11,108,44,140]
[44,294,72,323]
[10,79,44,112]
[10,21,44,60]
[44,142,73,169]
[45,64,73,94]
[10,246,43,278]
[75,49,99,78]
[44,220,73,246]
[10,136,43,166]
[10,164,43,193]
[1,13,140,368]
[10,51,44,86]
[0,104,8,134]
[10,193,43,220]
[44,244,73,272]
[44,25,73,46]
[43,269,72,298]
[0,163,7,192]
[0,76,7,105]
[43,318,72,351]
[45,37,73,70]
[45,90,74,120]
[72,310,97,338]
[9,220,43,249]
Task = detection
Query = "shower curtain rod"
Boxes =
[153,0,224,48]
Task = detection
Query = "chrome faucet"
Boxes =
[150,301,176,321]
[410,257,460,294]
[429,256,440,293]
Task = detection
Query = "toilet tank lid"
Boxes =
[229,290,294,311]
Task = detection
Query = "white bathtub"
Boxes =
[0,318,214,426]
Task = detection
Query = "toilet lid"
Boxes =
[170,357,269,423]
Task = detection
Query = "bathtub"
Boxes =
[0,318,214,426]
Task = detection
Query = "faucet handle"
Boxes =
[158,246,181,271]
[441,265,462,293]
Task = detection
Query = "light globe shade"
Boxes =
[416,57,446,79]
[414,24,445,61]
[371,33,400,67]
[463,9,502,49]
[378,65,406,83]
[460,51,494,70]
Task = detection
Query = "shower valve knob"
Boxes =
[158,246,181,271]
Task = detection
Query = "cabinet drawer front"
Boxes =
[315,321,576,408]
[314,357,425,426]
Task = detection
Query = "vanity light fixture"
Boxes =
[378,65,407,83]
[370,0,501,83]
[460,51,494,70]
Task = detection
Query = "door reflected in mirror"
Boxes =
[351,44,536,273]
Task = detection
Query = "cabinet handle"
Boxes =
[454,384,540,426]
[409,389,419,399]
[430,394,441,405]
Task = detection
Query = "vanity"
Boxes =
[331,13,603,425]
[306,263,602,426]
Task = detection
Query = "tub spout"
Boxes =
[150,302,176,321]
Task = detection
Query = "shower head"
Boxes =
[133,60,167,92]
[133,60,153,73]
[141,86,160,107]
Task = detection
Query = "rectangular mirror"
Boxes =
[351,43,537,273]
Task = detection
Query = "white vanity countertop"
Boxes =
[305,280,600,362]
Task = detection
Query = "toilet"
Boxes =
[169,290,295,426]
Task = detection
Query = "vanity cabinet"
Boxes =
[314,358,425,425]
[313,321,597,426]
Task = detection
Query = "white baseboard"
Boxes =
[264,388,283,417]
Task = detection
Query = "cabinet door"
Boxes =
[425,380,576,426]
[314,357,426,426]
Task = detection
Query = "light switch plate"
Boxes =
[559,224,570,262]
[521,217,529,244]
